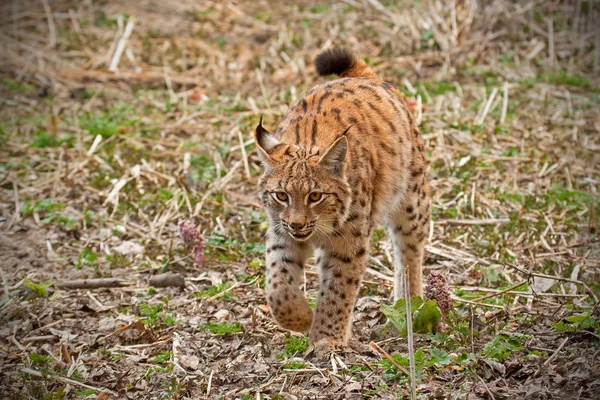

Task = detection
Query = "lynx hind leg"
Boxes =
[264,232,313,332]
[389,180,431,302]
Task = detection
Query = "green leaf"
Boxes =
[413,300,442,334]
[76,247,98,268]
[380,296,423,337]
[429,348,451,365]
[23,278,53,298]
[565,314,590,323]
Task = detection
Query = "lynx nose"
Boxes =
[289,221,305,231]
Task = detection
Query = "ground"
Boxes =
[0,0,599,399]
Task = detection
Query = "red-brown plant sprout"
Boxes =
[425,272,452,332]
[178,220,205,266]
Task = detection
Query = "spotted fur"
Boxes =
[254,49,431,354]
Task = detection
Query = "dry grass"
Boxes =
[0,0,599,399]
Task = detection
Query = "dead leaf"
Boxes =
[96,392,110,400]
[112,241,144,255]
[179,354,200,370]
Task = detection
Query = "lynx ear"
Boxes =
[319,135,347,176]
[254,115,281,167]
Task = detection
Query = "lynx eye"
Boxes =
[309,192,323,203]
[273,192,289,202]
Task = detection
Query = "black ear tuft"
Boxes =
[315,48,355,77]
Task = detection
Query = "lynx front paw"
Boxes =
[306,337,345,359]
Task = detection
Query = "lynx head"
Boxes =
[254,117,351,241]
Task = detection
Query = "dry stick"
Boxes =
[437,218,509,226]
[55,278,132,290]
[472,281,528,302]
[207,370,214,396]
[207,281,240,302]
[369,341,409,375]
[500,81,509,124]
[403,271,416,400]
[0,267,9,303]
[236,127,251,179]
[109,17,135,72]
[22,368,116,395]
[507,264,598,303]
[475,87,498,125]
[477,374,496,400]
[21,335,57,344]
[547,16,555,67]
[40,0,56,48]
[452,296,505,310]
[543,337,569,367]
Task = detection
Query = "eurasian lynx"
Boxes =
[254,49,431,353]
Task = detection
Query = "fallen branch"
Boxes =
[472,281,528,302]
[55,278,132,290]
[436,218,510,226]
[542,337,569,367]
[507,264,598,303]
[451,296,506,310]
[149,273,185,288]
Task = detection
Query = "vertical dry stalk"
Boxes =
[403,270,416,400]
[40,0,56,49]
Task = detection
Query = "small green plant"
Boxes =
[481,334,527,361]
[193,282,233,300]
[153,351,172,364]
[76,247,98,269]
[75,389,97,397]
[277,336,309,359]
[79,104,138,138]
[553,312,599,334]
[97,349,123,361]
[138,303,177,327]
[283,360,306,369]
[28,352,51,366]
[199,321,241,335]
[1,77,34,94]
[381,297,442,336]
[23,278,53,298]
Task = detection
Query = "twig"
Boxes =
[472,281,527,302]
[437,218,509,226]
[369,341,409,375]
[451,296,506,310]
[0,267,9,303]
[403,271,416,400]
[207,370,214,396]
[109,17,135,72]
[542,337,569,367]
[500,81,509,124]
[207,281,239,301]
[507,264,598,303]
[40,0,56,48]
[86,134,103,156]
[236,127,251,179]
[21,335,57,344]
[55,278,132,290]
[476,87,498,125]
[22,368,116,395]
[477,374,496,400]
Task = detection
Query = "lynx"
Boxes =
[254,49,431,354]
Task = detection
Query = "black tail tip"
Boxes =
[315,48,355,77]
